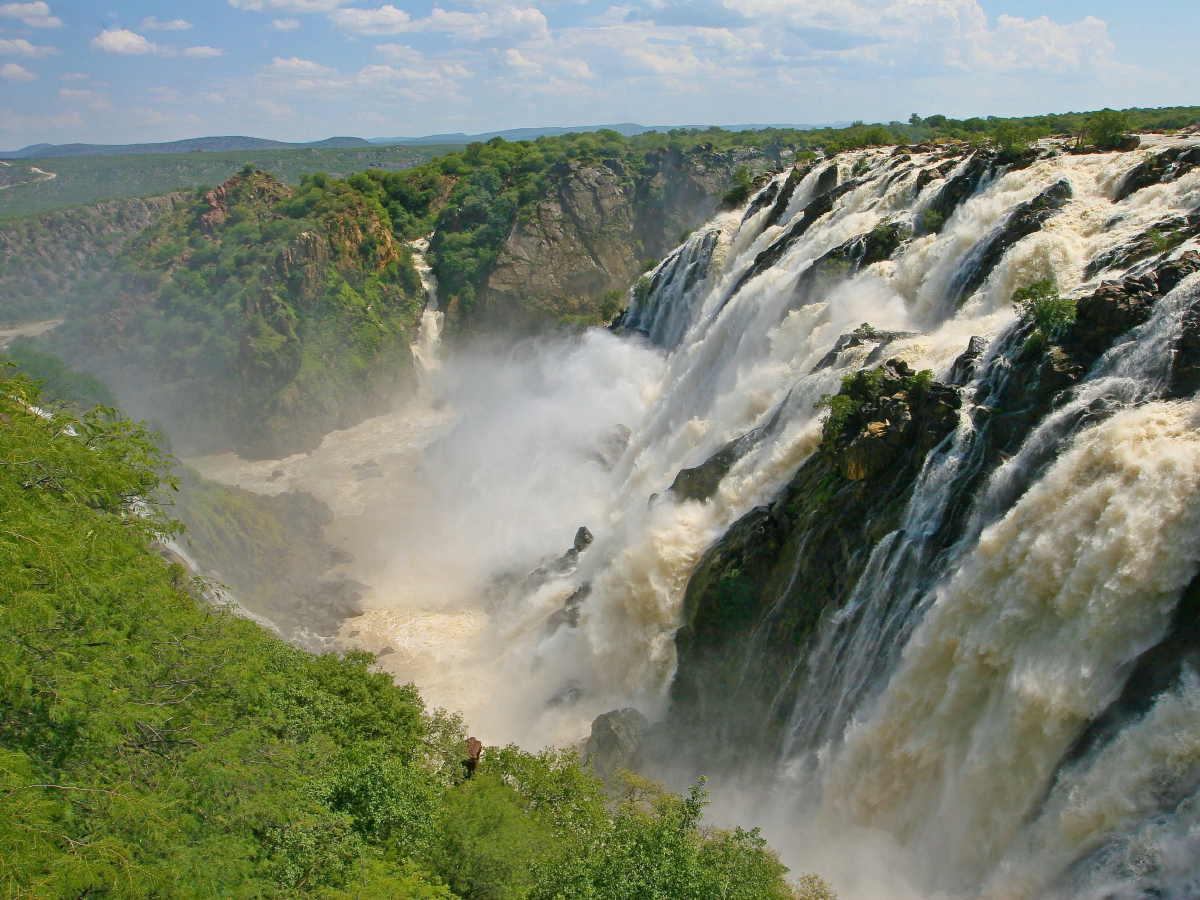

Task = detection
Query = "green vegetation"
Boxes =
[1,338,115,410]
[0,195,183,325]
[991,121,1046,157]
[1080,109,1132,151]
[48,168,426,456]
[815,365,934,446]
[0,145,455,220]
[0,373,826,900]
[1012,279,1075,343]
[916,209,945,236]
[723,167,755,206]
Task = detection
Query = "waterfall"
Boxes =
[407,235,444,380]
[197,134,1200,896]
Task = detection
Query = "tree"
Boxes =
[1081,109,1130,151]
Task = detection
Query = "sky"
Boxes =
[0,0,1196,148]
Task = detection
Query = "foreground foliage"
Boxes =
[0,374,822,900]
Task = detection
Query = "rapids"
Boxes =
[191,134,1200,899]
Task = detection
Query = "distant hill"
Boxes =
[0,123,850,159]
[371,123,659,145]
[1,135,372,159]
[369,122,834,145]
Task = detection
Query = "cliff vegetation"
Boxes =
[0,372,824,900]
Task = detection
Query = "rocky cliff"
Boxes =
[657,248,1200,776]
[474,146,782,329]
[47,169,426,457]
[0,193,187,323]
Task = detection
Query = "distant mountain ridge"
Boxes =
[370,122,836,145]
[1,123,842,159]
[0,135,372,159]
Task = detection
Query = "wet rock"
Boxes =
[1084,213,1200,278]
[353,460,382,480]
[947,336,989,385]
[727,178,860,300]
[1115,146,1200,202]
[591,424,631,469]
[1117,134,1141,152]
[573,527,594,553]
[949,179,1073,305]
[812,328,919,372]
[1070,251,1200,358]
[547,681,583,707]
[521,527,596,592]
[791,223,913,310]
[585,708,650,782]
[668,429,764,503]
[741,177,781,222]
[923,150,996,226]
[826,359,961,482]
[546,582,592,633]
[762,163,811,230]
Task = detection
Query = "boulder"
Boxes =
[827,360,961,482]
[585,708,649,782]
[947,336,989,385]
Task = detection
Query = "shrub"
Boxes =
[1081,109,1131,151]
[991,121,1044,156]
[632,275,653,306]
[723,166,755,205]
[1012,278,1075,338]
[852,322,878,339]
[917,208,945,235]
[598,289,624,322]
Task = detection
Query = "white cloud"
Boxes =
[90,29,157,55]
[375,43,423,64]
[141,16,194,31]
[183,45,226,58]
[0,1,61,28]
[557,58,595,78]
[228,0,348,12]
[0,36,58,56]
[331,5,549,42]
[328,4,410,35]
[263,55,338,75]
[0,61,36,80]
[271,18,300,30]
[504,48,539,70]
[59,87,112,109]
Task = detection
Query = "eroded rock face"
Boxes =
[949,179,1073,304]
[1115,146,1200,202]
[481,148,780,328]
[585,708,649,782]
[275,231,331,309]
[826,359,961,482]
[1070,250,1200,356]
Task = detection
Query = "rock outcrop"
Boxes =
[479,147,782,328]
[825,360,961,482]
[659,250,1200,780]
[585,708,649,782]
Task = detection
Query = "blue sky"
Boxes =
[0,0,1196,148]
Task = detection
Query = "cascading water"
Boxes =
[191,134,1200,898]
[407,235,444,380]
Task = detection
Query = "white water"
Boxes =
[407,235,445,381]
[191,136,1200,895]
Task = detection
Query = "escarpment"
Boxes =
[476,146,781,329]
[47,169,427,457]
